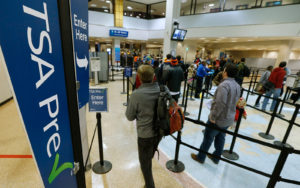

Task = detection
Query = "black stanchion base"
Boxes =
[120,91,126,94]
[184,112,190,116]
[123,102,128,106]
[258,132,275,140]
[274,141,293,148]
[189,98,195,101]
[166,160,185,173]
[92,161,112,174]
[222,150,239,160]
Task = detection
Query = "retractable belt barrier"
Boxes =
[168,84,300,187]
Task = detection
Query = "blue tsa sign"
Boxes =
[70,0,89,109]
[109,29,128,38]
[125,67,133,77]
[89,88,108,112]
[0,1,77,188]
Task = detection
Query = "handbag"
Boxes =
[263,81,275,91]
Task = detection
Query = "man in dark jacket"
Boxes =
[262,62,287,112]
[162,57,184,102]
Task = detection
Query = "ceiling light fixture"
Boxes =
[208,4,215,7]
[104,9,109,12]
[106,0,111,3]
[102,6,107,8]
[90,4,97,7]
[181,0,187,3]
[162,12,165,15]
[127,6,133,10]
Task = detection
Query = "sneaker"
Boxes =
[191,153,204,164]
[207,154,219,165]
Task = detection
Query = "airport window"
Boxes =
[181,0,300,16]
[123,1,147,19]
[88,0,114,14]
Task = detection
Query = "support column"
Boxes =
[276,41,293,67]
[114,0,123,27]
[112,39,121,66]
[163,0,181,58]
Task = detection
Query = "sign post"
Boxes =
[0,1,86,187]
[89,88,112,174]
[123,67,132,106]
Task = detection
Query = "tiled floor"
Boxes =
[1,79,299,188]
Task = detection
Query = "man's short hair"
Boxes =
[279,61,287,68]
[224,64,238,78]
[137,65,154,83]
[166,54,172,59]
[241,58,245,62]
[176,55,181,61]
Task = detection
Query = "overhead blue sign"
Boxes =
[124,67,133,77]
[109,29,128,38]
[70,0,89,109]
[0,1,77,187]
[89,88,108,112]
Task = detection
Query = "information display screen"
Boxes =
[171,29,187,41]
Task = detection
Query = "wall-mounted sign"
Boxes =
[0,1,77,187]
[109,29,128,38]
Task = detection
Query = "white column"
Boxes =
[163,0,181,58]
[112,38,120,66]
[276,41,293,67]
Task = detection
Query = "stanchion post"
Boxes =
[222,108,244,160]
[180,78,187,107]
[267,146,292,188]
[92,113,112,174]
[278,87,289,116]
[251,70,259,93]
[123,77,129,106]
[258,98,281,140]
[121,69,126,94]
[197,89,205,121]
[111,61,115,81]
[274,105,299,148]
[184,84,190,116]
[189,76,195,101]
[246,70,254,102]
[166,131,185,172]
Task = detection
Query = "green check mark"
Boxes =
[48,153,73,184]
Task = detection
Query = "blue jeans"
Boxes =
[197,121,228,163]
[262,88,281,111]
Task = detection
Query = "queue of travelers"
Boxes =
[125,51,293,188]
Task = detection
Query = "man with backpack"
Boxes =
[125,64,160,188]
[191,64,241,164]
[162,57,184,102]
[157,54,172,85]
[236,58,250,85]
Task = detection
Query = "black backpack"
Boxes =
[243,64,250,77]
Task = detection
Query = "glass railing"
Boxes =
[181,0,300,16]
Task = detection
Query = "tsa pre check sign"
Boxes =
[0,1,77,188]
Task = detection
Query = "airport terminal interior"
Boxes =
[1,0,300,188]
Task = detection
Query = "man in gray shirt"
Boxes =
[126,64,160,188]
[191,64,241,164]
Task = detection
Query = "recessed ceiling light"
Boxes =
[104,9,109,12]
[162,12,165,15]
[127,6,133,10]
[209,4,215,7]
[106,0,111,3]
[151,10,155,13]
[91,4,97,7]
[200,38,206,40]
[181,0,187,3]
[102,6,107,8]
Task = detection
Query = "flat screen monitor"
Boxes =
[171,29,187,41]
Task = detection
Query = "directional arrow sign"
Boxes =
[76,53,88,70]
